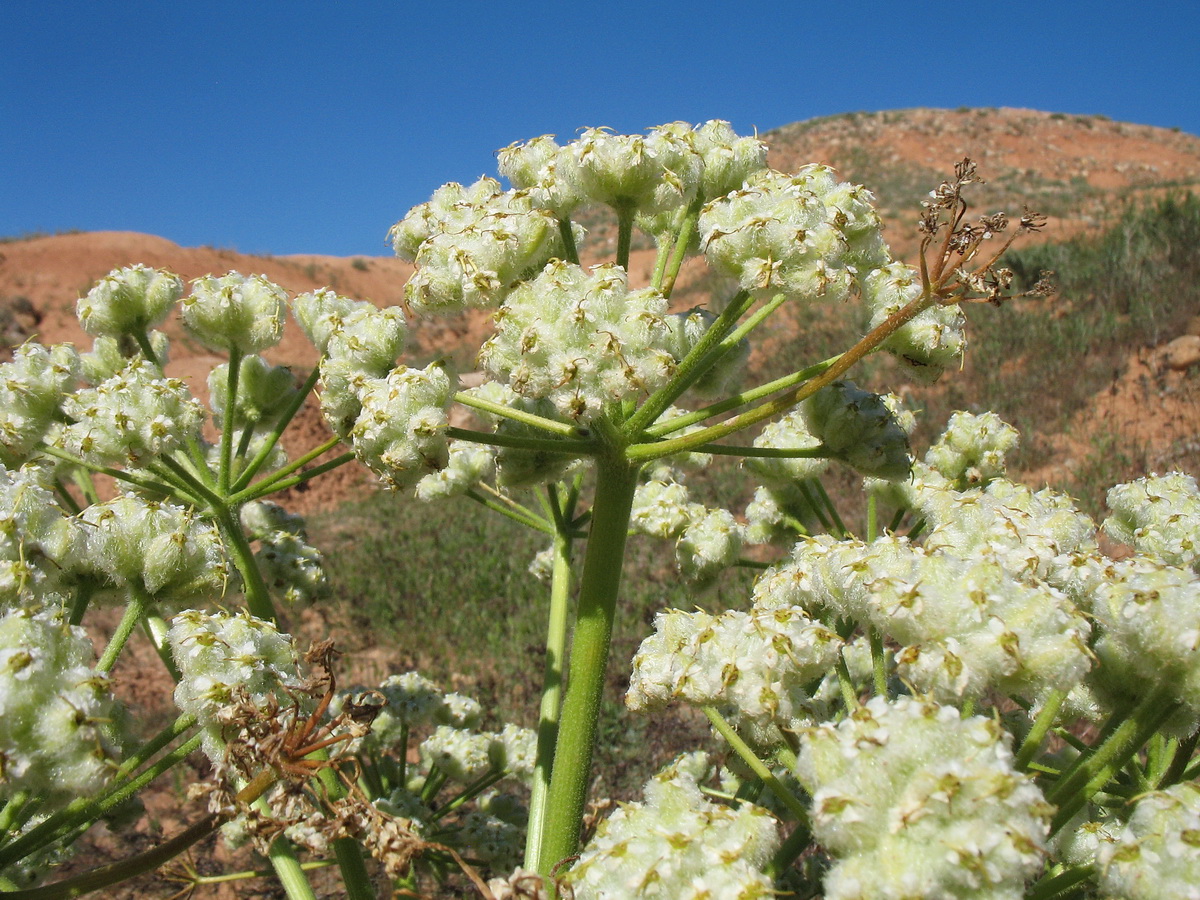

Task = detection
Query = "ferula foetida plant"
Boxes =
[1,120,1198,900]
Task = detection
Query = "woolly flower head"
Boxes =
[561,125,701,215]
[804,380,912,481]
[344,363,452,490]
[1086,558,1200,724]
[356,671,482,750]
[628,606,841,746]
[0,605,125,807]
[182,272,288,353]
[629,471,697,539]
[568,753,779,899]
[1,465,81,602]
[293,288,407,378]
[393,177,567,314]
[743,407,829,486]
[478,261,675,422]
[862,262,967,382]
[700,166,888,303]
[169,609,303,761]
[77,264,183,337]
[414,442,495,501]
[496,134,580,217]
[57,357,204,468]
[675,506,744,588]
[1103,472,1200,572]
[795,695,1051,900]
[418,722,536,786]
[0,343,80,467]
[77,496,229,605]
[1098,781,1200,900]
[79,331,170,383]
[925,410,1020,489]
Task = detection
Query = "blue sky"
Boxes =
[3,0,1198,257]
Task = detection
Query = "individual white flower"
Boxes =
[1103,472,1200,572]
[0,605,125,807]
[169,608,303,762]
[57,357,205,468]
[628,606,841,746]
[1098,781,1200,899]
[0,343,80,467]
[795,695,1051,900]
[76,264,183,337]
[568,753,779,899]
[182,272,288,353]
[478,260,675,422]
[862,261,966,382]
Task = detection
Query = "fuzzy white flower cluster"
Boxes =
[415,443,495,501]
[56,358,205,468]
[0,605,124,806]
[169,609,303,761]
[1103,472,1200,572]
[700,166,888,303]
[627,606,841,745]
[1098,781,1200,899]
[925,410,1020,489]
[861,261,967,382]
[795,696,1050,900]
[76,264,183,338]
[0,465,80,603]
[568,753,779,899]
[294,287,407,372]
[76,496,229,606]
[478,261,674,423]
[346,670,481,751]
[182,272,288,353]
[240,501,328,605]
[1085,558,1200,724]
[390,177,568,314]
[420,722,536,785]
[208,355,298,429]
[0,343,80,467]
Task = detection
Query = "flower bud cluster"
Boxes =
[628,606,841,745]
[77,496,229,605]
[419,721,536,785]
[0,605,124,806]
[76,264,182,337]
[1103,472,1200,572]
[700,166,889,303]
[803,381,912,481]
[57,358,205,468]
[294,288,407,370]
[1,465,80,602]
[795,696,1050,900]
[182,272,288,353]
[353,670,482,750]
[415,442,495,501]
[862,262,967,382]
[568,752,779,899]
[563,126,701,215]
[925,410,1020,489]
[208,355,298,429]
[0,343,80,467]
[391,178,568,314]
[1098,781,1200,899]
[1085,557,1200,722]
[169,609,302,761]
[479,261,674,423]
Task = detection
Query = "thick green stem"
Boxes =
[704,708,809,822]
[214,505,276,622]
[536,454,639,875]
[218,348,244,492]
[614,205,634,271]
[1016,690,1067,771]
[525,507,575,870]
[96,585,152,674]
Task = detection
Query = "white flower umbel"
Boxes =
[414,442,495,501]
[629,471,698,539]
[478,261,675,423]
[796,696,1051,900]
[567,753,779,899]
[803,380,912,481]
[925,410,1020,490]
[182,272,288,354]
[862,262,967,382]
[77,496,230,606]
[0,605,124,807]
[58,357,205,468]
[255,531,329,604]
[700,167,888,303]
[294,288,407,376]
[0,343,80,467]
[79,331,170,383]
[359,672,482,750]
[1,465,81,602]
[420,724,496,784]
[345,363,452,490]
[742,407,829,486]
[497,135,580,218]
[1103,472,1200,572]
[675,506,744,589]
[561,125,701,215]
[1098,781,1200,900]
[628,606,841,746]
[169,608,303,761]
[393,177,567,314]
[76,265,183,338]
